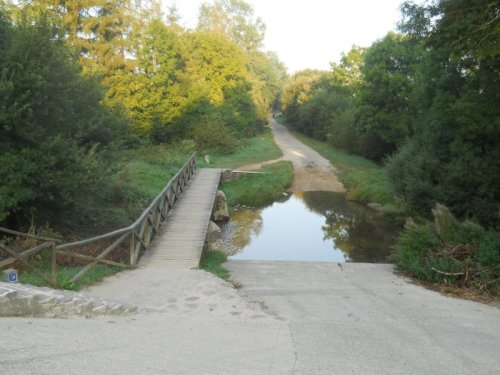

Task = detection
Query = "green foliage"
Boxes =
[19,264,123,290]
[283,36,421,161]
[282,69,326,129]
[111,143,193,224]
[199,250,230,280]
[282,46,368,157]
[392,205,500,295]
[222,161,293,207]
[247,50,287,119]
[8,0,286,145]
[388,0,500,227]
[196,127,282,169]
[197,0,265,52]
[354,32,421,160]
[11,0,133,76]
[190,121,237,154]
[104,18,186,134]
[0,14,129,229]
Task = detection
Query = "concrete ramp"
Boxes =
[141,168,221,268]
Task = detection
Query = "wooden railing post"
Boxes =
[129,231,136,265]
[51,243,57,287]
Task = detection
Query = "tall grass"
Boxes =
[19,264,124,291]
[196,127,282,169]
[221,161,293,207]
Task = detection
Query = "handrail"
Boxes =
[0,151,198,286]
[0,226,63,243]
[56,151,197,250]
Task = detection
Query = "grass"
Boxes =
[18,264,124,291]
[221,161,293,207]
[199,249,230,279]
[196,127,282,169]
[116,143,193,203]
[276,116,396,207]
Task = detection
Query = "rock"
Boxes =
[0,281,137,318]
[206,222,226,250]
[211,190,230,222]
[209,239,225,251]
[206,221,221,243]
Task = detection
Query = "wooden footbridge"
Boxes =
[141,168,221,268]
[0,153,223,287]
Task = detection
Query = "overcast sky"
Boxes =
[161,0,417,73]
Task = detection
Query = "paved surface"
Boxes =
[141,168,221,268]
[239,119,345,192]
[0,268,294,375]
[227,260,500,375]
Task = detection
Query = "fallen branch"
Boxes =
[431,267,464,276]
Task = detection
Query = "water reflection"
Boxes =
[222,192,399,263]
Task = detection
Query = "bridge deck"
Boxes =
[141,168,221,268]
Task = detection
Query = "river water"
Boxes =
[220,192,399,263]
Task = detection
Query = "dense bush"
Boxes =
[386,0,500,228]
[0,15,129,230]
[190,121,237,154]
[392,204,499,296]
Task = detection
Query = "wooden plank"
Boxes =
[140,168,221,268]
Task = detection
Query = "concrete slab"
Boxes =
[227,260,500,375]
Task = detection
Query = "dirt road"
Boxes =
[239,119,345,192]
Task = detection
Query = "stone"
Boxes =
[206,222,226,250]
[210,239,225,251]
[206,221,221,243]
[0,281,137,318]
[211,190,229,222]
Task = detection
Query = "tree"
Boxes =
[104,18,186,134]
[197,0,265,52]
[354,32,421,160]
[181,31,260,138]
[246,51,287,119]
[10,0,134,76]
[183,31,250,104]
[0,13,127,228]
[282,70,326,128]
[388,0,500,227]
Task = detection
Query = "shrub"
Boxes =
[190,121,237,154]
[392,204,500,295]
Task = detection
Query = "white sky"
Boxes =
[162,0,416,73]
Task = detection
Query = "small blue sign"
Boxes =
[8,272,17,282]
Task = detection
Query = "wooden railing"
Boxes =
[0,152,197,287]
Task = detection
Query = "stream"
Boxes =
[220,191,399,263]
